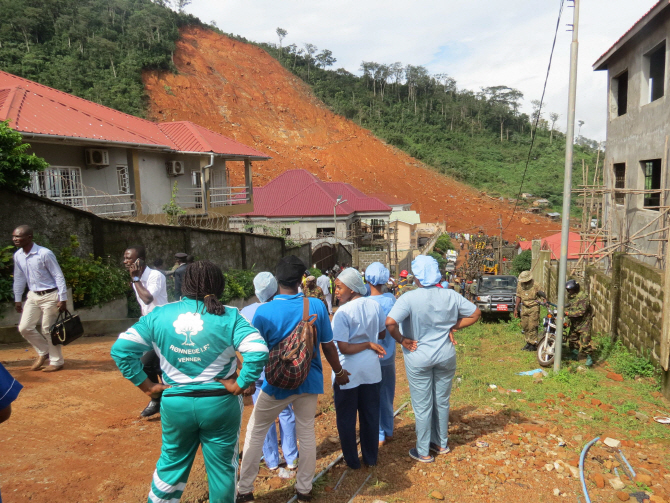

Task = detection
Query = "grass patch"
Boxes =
[596,335,660,381]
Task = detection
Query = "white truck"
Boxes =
[446,250,458,263]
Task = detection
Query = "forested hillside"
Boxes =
[0,0,601,210]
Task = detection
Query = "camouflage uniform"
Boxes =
[516,282,541,344]
[304,284,328,310]
[565,290,594,354]
[396,278,416,297]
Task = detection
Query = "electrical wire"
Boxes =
[504,0,567,231]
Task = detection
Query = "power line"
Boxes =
[504,0,567,232]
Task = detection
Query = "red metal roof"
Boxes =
[594,0,668,70]
[239,169,392,218]
[158,121,268,158]
[0,70,268,158]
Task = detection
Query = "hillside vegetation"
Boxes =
[0,0,601,211]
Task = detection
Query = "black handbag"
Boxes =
[50,310,84,346]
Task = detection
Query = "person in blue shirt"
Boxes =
[365,262,398,446]
[240,272,298,472]
[0,362,22,502]
[386,256,481,463]
[111,261,268,503]
[237,256,350,503]
[331,267,386,469]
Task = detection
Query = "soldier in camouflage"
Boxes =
[514,271,545,351]
[564,279,595,366]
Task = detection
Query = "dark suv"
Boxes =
[474,275,518,319]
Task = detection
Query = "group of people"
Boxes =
[108,251,482,503]
[3,222,592,503]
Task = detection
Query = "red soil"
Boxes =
[143,26,561,241]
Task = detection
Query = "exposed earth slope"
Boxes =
[144,26,560,240]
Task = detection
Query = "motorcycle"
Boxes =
[536,301,570,368]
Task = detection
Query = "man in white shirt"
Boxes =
[12,225,68,372]
[123,245,168,417]
[317,271,332,315]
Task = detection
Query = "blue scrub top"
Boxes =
[0,362,22,410]
[368,293,397,366]
[253,293,333,399]
[388,287,476,368]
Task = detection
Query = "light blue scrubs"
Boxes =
[388,287,476,457]
[369,292,397,442]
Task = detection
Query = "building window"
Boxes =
[642,159,662,210]
[612,71,628,116]
[190,169,203,209]
[614,163,625,204]
[116,165,130,194]
[316,227,335,236]
[283,228,291,236]
[644,42,666,103]
[30,167,83,207]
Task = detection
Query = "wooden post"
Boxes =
[661,238,670,372]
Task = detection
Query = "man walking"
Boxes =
[236,256,350,503]
[317,270,332,314]
[514,271,544,351]
[123,245,168,417]
[12,225,68,372]
[173,252,188,300]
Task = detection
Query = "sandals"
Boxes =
[429,443,451,455]
[409,448,434,463]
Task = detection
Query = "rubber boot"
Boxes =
[571,349,580,361]
[585,355,594,367]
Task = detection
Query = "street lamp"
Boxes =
[334,195,347,245]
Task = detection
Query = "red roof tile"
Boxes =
[240,169,392,217]
[0,70,268,158]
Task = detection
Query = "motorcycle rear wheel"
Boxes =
[537,336,555,368]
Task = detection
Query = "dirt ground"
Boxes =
[3,327,668,503]
[143,26,561,242]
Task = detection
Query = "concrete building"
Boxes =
[594,0,670,267]
[0,71,268,223]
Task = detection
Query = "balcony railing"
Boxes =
[51,193,135,217]
[176,186,251,211]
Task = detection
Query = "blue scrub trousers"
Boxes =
[378,361,396,442]
[252,381,298,469]
[404,354,457,457]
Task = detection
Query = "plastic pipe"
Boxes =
[618,449,636,479]
[579,436,600,503]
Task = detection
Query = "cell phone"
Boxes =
[135,258,145,269]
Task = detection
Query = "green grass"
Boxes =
[453,318,670,442]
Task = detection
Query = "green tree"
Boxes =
[511,250,532,276]
[0,120,48,191]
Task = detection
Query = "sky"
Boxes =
[184,0,656,142]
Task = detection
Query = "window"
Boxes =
[116,165,130,194]
[282,228,291,236]
[190,169,203,209]
[316,227,335,236]
[614,163,626,204]
[644,42,666,103]
[642,159,662,210]
[30,167,83,207]
[612,71,628,116]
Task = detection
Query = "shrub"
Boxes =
[0,245,14,303]
[597,337,659,380]
[428,252,447,272]
[308,267,322,278]
[434,234,454,254]
[511,249,532,276]
[221,269,256,304]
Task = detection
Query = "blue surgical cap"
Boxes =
[253,272,278,303]
[411,255,442,287]
[365,262,390,286]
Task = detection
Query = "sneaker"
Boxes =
[236,493,255,503]
[429,443,451,455]
[296,491,312,502]
[286,459,298,470]
[409,448,434,463]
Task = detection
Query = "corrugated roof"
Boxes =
[239,169,392,217]
[594,0,668,70]
[389,211,421,225]
[158,121,269,159]
[0,70,269,158]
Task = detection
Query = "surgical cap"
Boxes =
[337,267,368,295]
[253,272,278,303]
[365,262,390,286]
[411,255,442,287]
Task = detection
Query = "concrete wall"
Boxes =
[601,12,670,267]
[357,250,388,270]
[585,253,669,397]
[0,190,288,272]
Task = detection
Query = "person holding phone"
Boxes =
[123,245,169,417]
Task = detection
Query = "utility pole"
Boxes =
[498,214,503,272]
[554,0,580,373]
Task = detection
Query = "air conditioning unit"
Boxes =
[166,160,185,177]
[85,149,109,166]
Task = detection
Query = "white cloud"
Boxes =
[185,0,657,141]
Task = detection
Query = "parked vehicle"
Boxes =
[446,250,458,263]
[474,275,517,319]
[482,257,498,275]
[537,301,570,367]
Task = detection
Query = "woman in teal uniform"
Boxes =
[111,261,268,503]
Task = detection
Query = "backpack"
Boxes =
[264,296,318,390]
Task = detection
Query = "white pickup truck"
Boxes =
[446,250,458,263]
